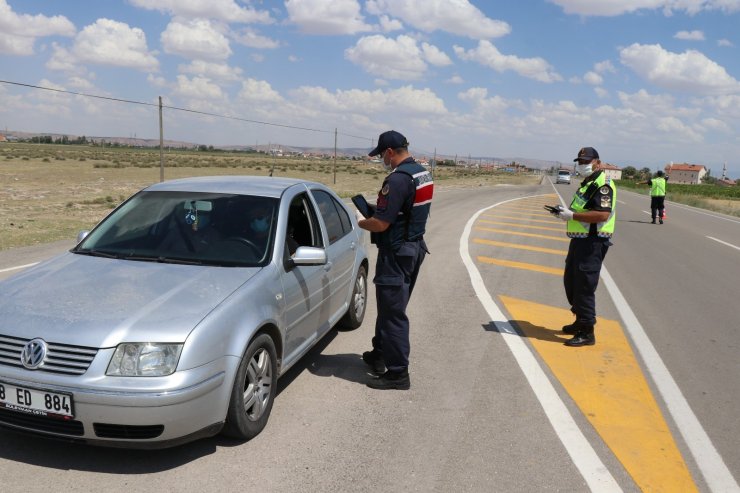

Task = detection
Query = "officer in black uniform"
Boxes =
[357,130,433,390]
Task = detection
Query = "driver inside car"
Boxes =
[161,201,221,255]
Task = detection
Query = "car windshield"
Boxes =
[73,191,279,267]
[559,171,569,176]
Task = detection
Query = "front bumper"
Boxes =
[0,355,240,448]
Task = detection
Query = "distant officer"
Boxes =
[356,130,433,389]
[549,146,616,347]
[641,170,667,224]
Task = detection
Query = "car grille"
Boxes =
[94,423,164,439]
[0,334,98,375]
[0,407,84,436]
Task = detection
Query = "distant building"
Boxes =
[599,162,622,180]
[664,163,707,184]
[0,134,6,142]
[717,178,737,187]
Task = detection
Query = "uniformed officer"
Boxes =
[357,130,433,389]
[549,146,616,347]
[643,170,667,224]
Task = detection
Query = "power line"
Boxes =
[0,79,371,141]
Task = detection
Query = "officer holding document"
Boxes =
[546,146,616,347]
[354,130,433,390]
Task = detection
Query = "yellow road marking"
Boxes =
[475,227,569,243]
[479,219,563,232]
[473,238,566,256]
[499,295,698,493]
[482,213,557,225]
[478,256,563,275]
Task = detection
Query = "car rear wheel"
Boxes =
[338,265,367,330]
[221,333,277,440]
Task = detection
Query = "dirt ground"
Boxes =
[0,143,538,250]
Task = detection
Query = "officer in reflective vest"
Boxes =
[549,146,616,347]
[644,170,667,224]
[357,130,433,389]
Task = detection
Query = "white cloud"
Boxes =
[147,74,168,88]
[250,53,264,63]
[162,19,231,61]
[700,117,731,133]
[288,55,300,62]
[129,0,273,24]
[674,30,705,41]
[234,28,280,49]
[0,0,75,55]
[717,39,733,47]
[454,41,562,83]
[345,35,430,80]
[238,78,284,104]
[620,43,740,94]
[421,42,452,66]
[594,60,616,73]
[446,75,464,84]
[173,75,226,100]
[178,60,243,81]
[378,15,403,32]
[584,71,603,85]
[366,0,510,39]
[285,0,372,35]
[594,87,609,98]
[547,0,740,16]
[290,85,447,115]
[70,19,159,72]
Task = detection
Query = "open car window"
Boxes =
[74,191,279,267]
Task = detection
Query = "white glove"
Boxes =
[556,206,574,221]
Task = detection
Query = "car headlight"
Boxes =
[106,343,183,376]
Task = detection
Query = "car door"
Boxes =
[279,191,330,365]
[309,188,356,335]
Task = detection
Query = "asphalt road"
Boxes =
[0,180,738,492]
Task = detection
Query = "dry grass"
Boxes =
[1,143,538,250]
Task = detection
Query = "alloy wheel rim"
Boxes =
[243,348,272,421]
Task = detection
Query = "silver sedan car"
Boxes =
[0,176,368,448]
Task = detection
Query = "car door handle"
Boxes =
[350,241,356,250]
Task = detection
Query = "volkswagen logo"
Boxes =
[21,338,48,369]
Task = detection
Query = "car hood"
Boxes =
[0,252,259,348]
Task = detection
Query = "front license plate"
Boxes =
[0,381,74,419]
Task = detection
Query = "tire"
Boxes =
[221,333,278,440]
[338,264,367,330]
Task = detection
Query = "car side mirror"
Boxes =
[76,230,90,244]
[289,246,327,267]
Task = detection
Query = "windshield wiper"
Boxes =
[152,256,204,265]
[72,249,121,259]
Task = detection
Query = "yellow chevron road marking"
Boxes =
[478,256,563,276]
[473,238,567,256]
[482,213,557,225]
[475,227,569,242]
[478,219,563,232]
[499,295,698,493]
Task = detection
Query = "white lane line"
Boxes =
[601,269,740,493]
[460,196,622,493]
[707,236,740,252]
[551,186,740,492]
[0,262,39,274]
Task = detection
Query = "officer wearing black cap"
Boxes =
[357,130,433,389]
[548,146,616,347]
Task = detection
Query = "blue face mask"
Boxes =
[250,216,269,233]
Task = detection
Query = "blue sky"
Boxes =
[1,0,739,178]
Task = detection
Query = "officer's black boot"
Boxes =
[367,369,410,390]
[562,322,579,335]
[362,350,386,374]
[564,327,595,347]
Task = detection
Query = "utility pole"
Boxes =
[333,128,337,184]
[158,96,164,182]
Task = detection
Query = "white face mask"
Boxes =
[576,163,593,175]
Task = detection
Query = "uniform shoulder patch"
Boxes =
[381,184,390,195]
[599,186,610,194]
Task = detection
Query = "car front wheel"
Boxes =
[338,265,367,330]
[222,333,277,440]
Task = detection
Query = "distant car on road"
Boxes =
[556,169,572,184]
[0,176,368,448]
